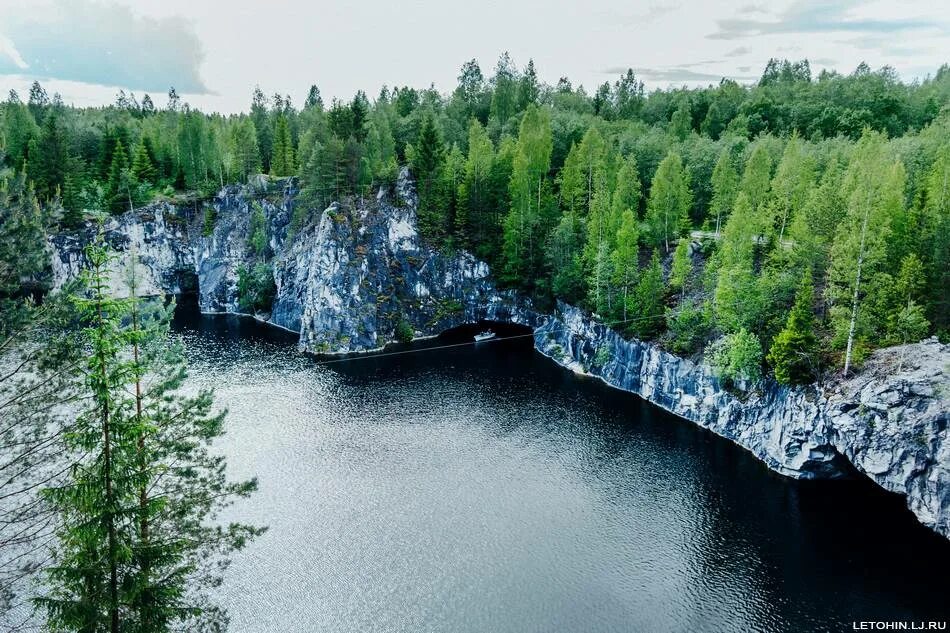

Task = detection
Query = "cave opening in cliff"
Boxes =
[436,321,534,344]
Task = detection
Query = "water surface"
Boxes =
[174,307,950,633]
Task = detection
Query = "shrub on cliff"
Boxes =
[237,263,276,313]
[707,328,763,385]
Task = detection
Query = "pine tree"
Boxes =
[38,244,134,632]
[644,151,691,251]
[768,269,819,385]
[38,242,262,631]
[305,84,324,110]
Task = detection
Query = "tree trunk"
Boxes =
[94,263,120,633]
[843,190,872,376]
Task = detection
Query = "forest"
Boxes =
[2,55,950,387]
[1,53,950,630]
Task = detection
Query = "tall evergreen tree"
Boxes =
[27,109,69,201]
[38,243,261,631]
[768,269,819,385]
[130,138,157,185]
[270,114,295,177]
[105,140,134,213]
[410,114,448,242]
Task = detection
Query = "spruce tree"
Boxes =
[270,114,295,177]
[28,109,69,201]
[38,242,262,631]
[130,138,157,185]
[105,140,134,213]
[768,269,819,385]
[411,114,448,243]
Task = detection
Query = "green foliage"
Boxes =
[37,243,261,631]
[714,192,762,333]
[502,104,553,290]
[270,114,296,176]
[669,237,692,294]
[768,269,819,385]
[248,203,269,258]
[0,171,47,333]
[237,262,276,313]
[739,142,772,218]
[644,151,691,251]
[130,138,156,185]
[628,250,666,339]
[410,113,448,243]
[395,318,415,343]
[708,328,763,384]
[666,299,713,355]
[710,146,738,234]
[826,131,903,372]
[202,206,216,237]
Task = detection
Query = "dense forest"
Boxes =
[1,54,950,630]
[2,55,950,389]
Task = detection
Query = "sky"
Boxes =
[0,0,947,114]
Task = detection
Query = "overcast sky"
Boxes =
[0,0,947,114]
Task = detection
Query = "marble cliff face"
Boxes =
[49,171,950,539]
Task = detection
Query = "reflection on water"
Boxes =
[173,306,950,633]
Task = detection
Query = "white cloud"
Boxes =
[0,35,28,70]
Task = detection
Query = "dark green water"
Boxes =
[174,306,950,633]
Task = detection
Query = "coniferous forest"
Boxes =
[5,57,949,383]
[2,55,950,629]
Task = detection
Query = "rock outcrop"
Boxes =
[536,305,950,537]
[47,173,950,540]
[271,169,533,351]
[50,203,194,297]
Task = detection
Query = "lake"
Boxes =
[174,305,950,633]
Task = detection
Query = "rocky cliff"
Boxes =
[535,305,950,537]
[48,172,950,539]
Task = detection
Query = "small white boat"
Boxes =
[473,330,497,342]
